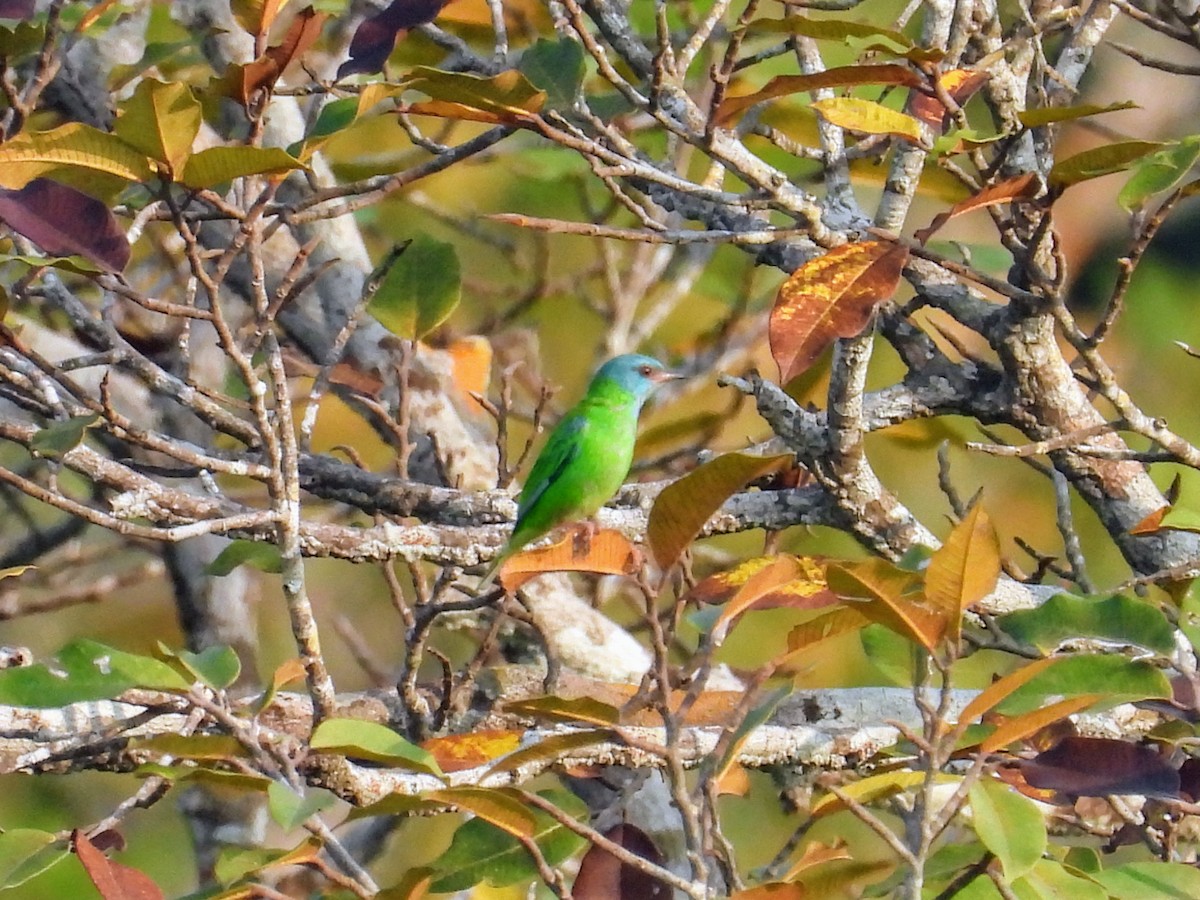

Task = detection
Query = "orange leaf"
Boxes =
[422,730,521,772]
[649,452,791,569]
[770,241,909,383]
[73,830,164,900]
[781,840,853,881]
[958,657,1059,726]
[688,555,835,610]
[426,787,537,837]
[712,556,811,644]
[980,694,1102,753]
[924,502,1000,648]
[907,68,990,128]
[714,760,752,797]
[498,527,638,591]
[825,558,944,652]
[716,64,923,125]
[914,173,1041,244]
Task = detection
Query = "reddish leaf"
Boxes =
[573,824,669,900]
[498,527,639,591]
[914,173,1041,245]
[0,178,129,272]
[72,830,164,900]
[0,0,33,16]
[907,68,989,128]
[223,7,328,106]
[1019,737,1180,799]
[716,64,922,125]
[770,241,908,383]
[687,555,836,610]
[337,0,450,77]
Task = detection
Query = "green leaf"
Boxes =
[648,452,791,569]
[30,414,99,459]
[811,97,925,143]
[178,146,305,189]
[207,540,283,576]
[114,78,201,175]
[997,655,1171,715]
[290,96,359,161]
[135,762,272,792]
[0,122,155,189]
[367,235,462,341]
[0,639,189,707]
[0,830,67,889]
[1048,141,1164,190]
[163,644,242,690]
[130,733,248,760]
[1091,861,1200,899]
[1018,100,1138,129]
[309,718,444,777]
[969,777,1045,881]
[0,253,105,275]
[1014,859,1108,900]
[1120,137,1200,212]
[518,39,585,111]
[860,622,922,686]
[995,593,1175,656]
[430,789,588,893]
[0,21,46,59]
[267,782,338,831]
[402,66,546,120]
[745,16,914,52]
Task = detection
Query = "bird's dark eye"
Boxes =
[639,365,653,376]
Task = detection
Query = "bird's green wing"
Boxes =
[517,413,587,521]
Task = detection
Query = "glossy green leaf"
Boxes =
[0,830,66,889]
[367,235,461,340]
[30,414,99,459]
[1014,859,1107,900]
[207,540,282,576]
[518,39,585,111]
[996,593,1175,655]
[969,777,1045,880]
[309,718,444,777]
[178,146,305,189]
[1120,137,1200,211]
[0,122,155,189]
[114,78,200,174]
[1048,141,1164,190]
[267,782,338,831]
[429,789,588,893]
[0,639,189,707]
[860,623,923,686]
[648,452,790,569]
[163,644,242,689]
[997,655,1171,715]
[1091,861,1200,899]
[811,97,925,142]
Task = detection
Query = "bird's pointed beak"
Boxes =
[648,369,685,384]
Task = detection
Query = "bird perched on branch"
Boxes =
[480,353,680,588]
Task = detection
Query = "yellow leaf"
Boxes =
[924,502,1000,648]
[811,97,925,142]
[0,122,154,189]
[825,558,945,652]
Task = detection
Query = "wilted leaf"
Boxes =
[518,38,585,111]
[429,789,587,892]
[222,7,327,107]
[0,830,67,890]
[30,413,99,458]
[337,0,452,77]
[1018,736,1180,799]
[368,234,461,340]
[968,778,1045,881]
[574,824,668,900]
[0,178,130,272]
[422,730,522,773]
[717,64,922,125]
[1018,100,1138,129]
[995,592,1176,656]
[207,539,282,576]
[923,502,1000,647]
[648,452,791,569]
[914,173,1041,245]
[72,830,164,900]
[267,782,337,831]
[178,146,305,189]
[979,694,1102,753]
[907,68,990,128]
[826,558,944,652]
[309,718,444,776]
[0,122,154,189]
[1119,136,1200,212]
[498,528,638,592]
[1048,141,1164,190]
[400,66,545,123]
[114,79,200,175]
[770,241,909,382]
[811,97,925,143]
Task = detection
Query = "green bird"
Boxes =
[481,354,680,587]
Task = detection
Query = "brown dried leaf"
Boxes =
[1019,736,1180,799]
[914,173,1041,245]
[716,64,923,125]
[907,68,989,128]
[770,241,909,383]
[573,824,669,900]
[224,6,327,106]
[72,830,163,900]
[337,0,450,77]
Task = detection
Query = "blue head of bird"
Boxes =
[593,354,680,406]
